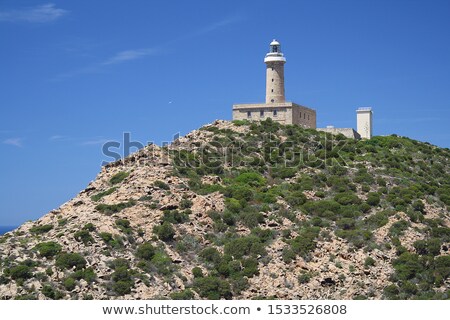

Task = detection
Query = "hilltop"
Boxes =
[0,119,449,300]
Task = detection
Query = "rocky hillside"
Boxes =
[0,119,449,300]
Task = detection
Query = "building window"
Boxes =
[273,110,277,117]
[272,79,274,82]
[304,113,306,119]
[308,115,310,120]
[271,67,274,71]
[271,89,273,92]
[260,110,264,117]
[247,111,251,118]
[271,99,274,103]
[299,112,302,118]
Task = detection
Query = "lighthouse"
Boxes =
[232,39,316,129]
[264,39,286,104]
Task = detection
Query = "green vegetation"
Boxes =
[42,284,63,300]
[95,200,136,215]
[91,187,117,201]
[115,219,133,234]
[109,171,130,185]
[34,241,62,258]
[55,253,87,270]
[110,259,134,295]
[99,232,123,248]
[74,230,94,244]
[153,222,175,241]
[30,224,53,234]
[153,180,170,190]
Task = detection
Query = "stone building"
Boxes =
[232,39,373,139]
[232,40,316,128]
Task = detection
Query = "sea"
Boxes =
[0,226,18,236]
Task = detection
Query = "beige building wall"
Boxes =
[356,108,373,139]
[232,102,316,128]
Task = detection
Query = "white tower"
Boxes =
[264,39,286,104]
[356,107,373,139]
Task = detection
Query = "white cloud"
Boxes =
[80,138,109,146]
[3,138,23,147]
[0,3,68,23]
[102,48,157,65]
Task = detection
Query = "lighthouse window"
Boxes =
[272,79,274,82]
[271,89,273,92]
[273,110,277,117]
[260,110,264,117]
[247,111,251,118]
[272,46,278,53]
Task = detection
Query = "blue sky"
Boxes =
[0,0,449,226]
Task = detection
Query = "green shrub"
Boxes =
[366,192,380,206]
[365,211,390,229]
[154,180,170,190]
[91,187,117,201]
[298,272,312,284]
[136,243,156,261]
[389,220,409,237]
[179,199,193,209]
[99,232,123,248]
[364,256,376,267]
[74,230,94,244]
[110,171,129,185]
[34,241,62,258]
[63,277,76,291]
[42,285,63,300]
[334,192,361,206]
[239,209,265,228]
[163,209,189,224]
[55,253,87,270]
[153,222,175,241]
[30,224,53,234]
[192,267,204,278]
[393,252,423,280]
[170,289,194,300]
[115,219,132,234]
[235,172,266,187]
[200,247,222,265]
[224,236,266,259]
[285,191,307,207]
[95,201,136,215]
[9,265,33,280]
[193,276,232,299]
[413,238,441,256]
[302,200,341,218]
[290,227,320,258]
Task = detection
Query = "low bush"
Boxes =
[95,201,136,215]
[99,232,123,248]
[91,187,117,201]
[42,284,63,300]
[153,222,175,241]
[30,224,53,234]
[136,243,156,261]
[55,253,87,270]
[193,276,232,299]
[153,180,170,190]
[110,171,129,185]
[115,219,132,234]
[9,265,33,280]
[74,230,94,244]
[34,241,62,258]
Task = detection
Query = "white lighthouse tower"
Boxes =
[264,39,286,104]
[232,39,316,128]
